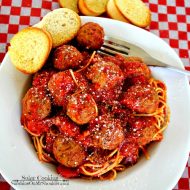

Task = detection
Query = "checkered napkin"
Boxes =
[0,0,190,190]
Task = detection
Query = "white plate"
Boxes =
[0,17,190,190]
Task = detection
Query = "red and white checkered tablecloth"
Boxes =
[0,0,190,189]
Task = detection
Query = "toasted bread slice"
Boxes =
[83,0,108,15]
[58,0,79,13]
[107,0,129,23]
[38,8,81,48]
[78,0,100,16]
[115,0,151,27]
[8,27,52,74]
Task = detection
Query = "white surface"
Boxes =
[0,17,190,190]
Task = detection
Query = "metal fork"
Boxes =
[98,36,190,76]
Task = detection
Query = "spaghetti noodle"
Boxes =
[21,44,169,180]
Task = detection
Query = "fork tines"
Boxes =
[99,37,130,57]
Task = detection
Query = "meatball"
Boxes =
[128,116,157,132]
[86,60,124,102]
[52,115,80,137]
[120,84,159,114]
[127,116,162,146]
[86,61,124,89]
[136,124,163,146]
[53,45,83,70]
[76,22,104,50]
[53,136,86,167]
[48,71,76,106]
[114,55,150,86]
[124,60,150,86]
[104,54,150,86]
[67,92,98,125]
[117,56,150,79]
[22,87,51,120]
[32,69,56,89]
[89,114,125,150]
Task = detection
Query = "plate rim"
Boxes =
[0,16,190,190]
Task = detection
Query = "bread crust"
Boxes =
[8,27,51,74]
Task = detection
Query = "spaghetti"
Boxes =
[21,45,169,180]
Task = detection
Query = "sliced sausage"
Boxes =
[22,87,51,120]
[53,136,86,167]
